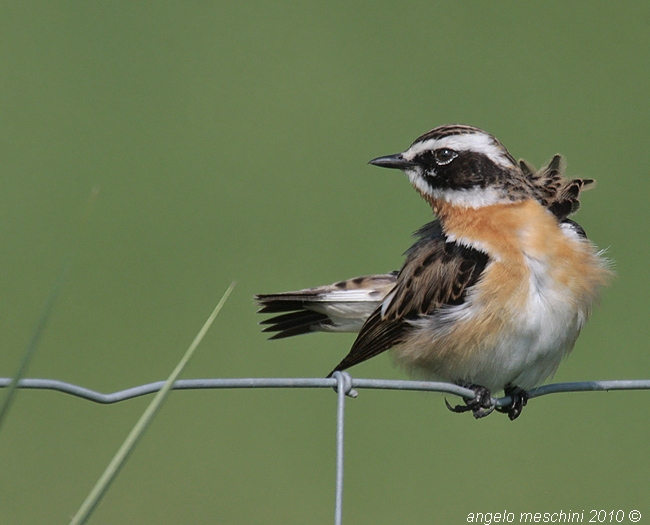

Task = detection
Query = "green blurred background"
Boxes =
[1,1,649,523]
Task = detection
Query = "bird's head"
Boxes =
[370,125,534,210]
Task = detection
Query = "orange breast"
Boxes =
[399,199,611,369]
[437,199,609,305]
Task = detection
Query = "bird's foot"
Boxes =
[495,385,528,421]
[445,384,495,419]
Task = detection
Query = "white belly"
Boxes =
[463,294,584,391]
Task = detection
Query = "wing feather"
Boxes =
[328,221,489,376]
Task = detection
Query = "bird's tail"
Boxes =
[255,273,397,339]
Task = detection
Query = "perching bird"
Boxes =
[256,125,610,420]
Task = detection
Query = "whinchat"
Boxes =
[256,125,610,420]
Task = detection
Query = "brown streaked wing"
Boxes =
[327,222,489,376]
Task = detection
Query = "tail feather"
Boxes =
[257,299,313,314]
[259,309,324,326]
[261,310,331,339]
[255,273,397,339]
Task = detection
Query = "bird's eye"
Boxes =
[434,148,457,165]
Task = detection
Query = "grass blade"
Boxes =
[70,281,235,525]
[0,261,70,431]
[0,188,100,430]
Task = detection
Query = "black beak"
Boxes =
[368,153,417,170]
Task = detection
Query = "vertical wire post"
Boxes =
[333,372,357,525]
[334,372,346,525]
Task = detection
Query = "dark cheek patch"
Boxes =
[417,151,505,192]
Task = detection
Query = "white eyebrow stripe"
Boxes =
[403,133,515,169]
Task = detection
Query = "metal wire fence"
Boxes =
[2,374,650,524]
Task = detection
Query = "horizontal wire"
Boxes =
[7,374,645,525]
[1,376,649,406]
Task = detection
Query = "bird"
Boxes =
[256,124,611,420]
